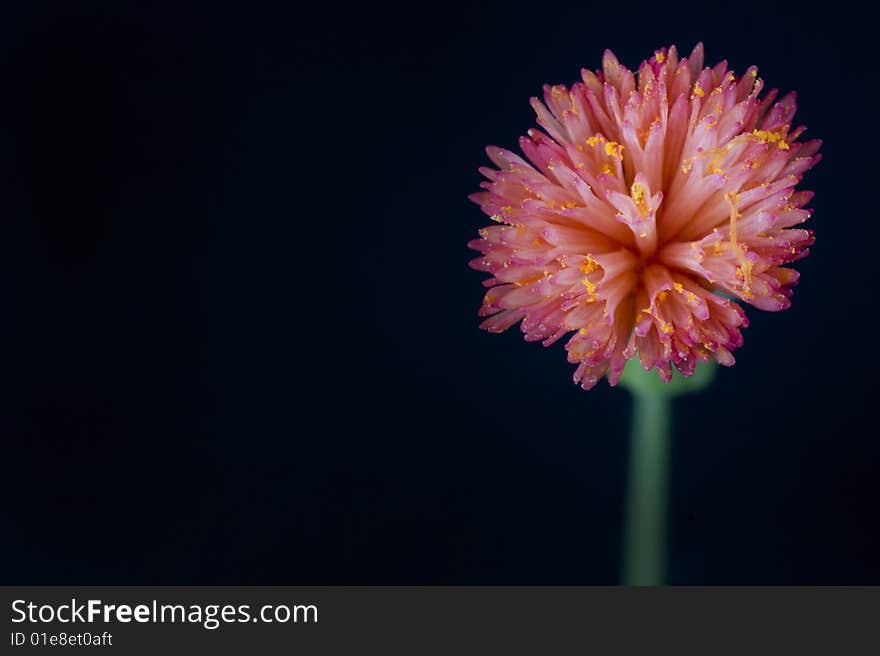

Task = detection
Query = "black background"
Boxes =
[1,2,876,584]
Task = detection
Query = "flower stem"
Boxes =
[621,390,672,586]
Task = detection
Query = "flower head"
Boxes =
[468,44,820,390]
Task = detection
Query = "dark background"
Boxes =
[1,1,875,584]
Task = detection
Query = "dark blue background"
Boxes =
[1,1,876,584]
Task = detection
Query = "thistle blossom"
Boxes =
[468,44,820,390]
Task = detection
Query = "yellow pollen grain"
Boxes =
[479,228,489,238]
[579,327,588,335]
[752,129,789,149]
[579,256,599,274]
[575,162,585,169]
[604,141,624,159]
[655,50,665,63]
[631,181,650,217]
[673,282,684,293]
[582,278,598,300]
[586,135,601,147]
[660,320,675,334]
[724,190,752,292]
[601,163,614,175]
[693,82,705,98]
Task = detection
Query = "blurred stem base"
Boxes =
[618,360,716,586]
[621,391,671,585]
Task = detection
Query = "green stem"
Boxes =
[621,391,672,586]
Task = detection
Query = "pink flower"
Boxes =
[468,44,821,390]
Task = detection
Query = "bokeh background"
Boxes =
[2,1,876,584]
